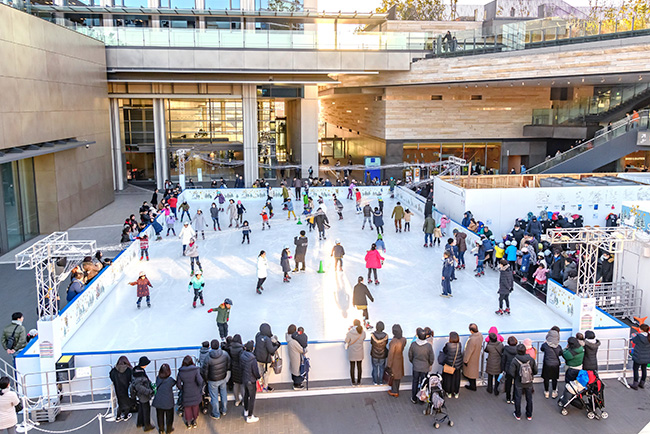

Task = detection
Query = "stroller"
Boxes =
[559,370,607,420]
[418,373,453,429]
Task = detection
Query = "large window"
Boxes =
[205,0,240,9]
[114,15,150,27]
[64,14,102,27]
[205,17,242,29]
[167,99,243,146]
[1,159,38,253]
[122,99,154,149]
[113,0,148,6]
[159,0,196,9]
[403,142,502,172]
[160,16,197,28]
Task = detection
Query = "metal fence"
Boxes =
[589,282,643,321]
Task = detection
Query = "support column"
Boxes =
[300,85,320,179]
[109,99,126,191]
[242,84,259,187]
[153,98,168,189]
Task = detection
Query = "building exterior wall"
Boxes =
[320,93,386,140]
[0,4,113,234]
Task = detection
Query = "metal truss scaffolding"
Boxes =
[15,233,96,319]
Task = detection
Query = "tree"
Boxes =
[267,0,302,12]
[376,0,449,21]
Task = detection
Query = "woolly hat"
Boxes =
[585,330,596,340]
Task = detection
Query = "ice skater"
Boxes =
[353,276,375,330]
[281,247,292,283]
[165,213,176,237]
[347,182,355,200]
[179,222,196,255]
[404,209,412,232]
[242,221,251,244]
[188,271,205,308]
[472,239,486,277]
[207,298,232,341]
[236,200,246,225]
[284,198,297,220]
[441,251,454,297]
[293,230,308,272]
[256,251,267,294]
[423,215,435,247]
[314,207,330,240]
[362,203,373,230]
[372,207,384,235]
[391,202,405,233]
[129,271,152,309]
[333,194,344,220]
[136,234,149,261]
[496,260,513,315]
[331,240,345,271]
[227,199,238,228]
[377,193,384,213]
[355,189,362,213]
[210,203,221,231]
[193,209,208,240]
[433,224,442,246]
[445,238,458,280]
[364,243,385,285]
[179,201,191,223]
[263,199,274,219]
[185,237,202,276]
[260,210,271,230]
[375,234,386,253]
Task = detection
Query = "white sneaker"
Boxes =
[243,410,248,417]
[552,390,558,399]
[246,416,259,423]
[544,391,549,399]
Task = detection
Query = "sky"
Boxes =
[318,0,596,13]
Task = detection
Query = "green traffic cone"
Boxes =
[317,260,325,273]
[297,217,302,225]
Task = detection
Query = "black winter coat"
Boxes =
[438,342,463,369]
[130,367,153,402]
[632,333,650,364]
[484,341,504,375]
[352,283,374,307]
[600,259,614,282]
[294,236,308,261]
[152,376,176,410]
[370,332,388,359]
[508,354,538,388]
[583,339,600,371]
[228,342,244,383]
[498,265,514,294]
[540,342,563,368]
[240,351,261,384]
[177,365,203,407]
[201,349,231,382]
[109,365,133,402]
[549,256,564,281]
[254,323,280,364]
[424,200,433,217]
[314,211,329,231]
[501,345,518,373]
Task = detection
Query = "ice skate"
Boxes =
[193,301,196,308]
[495,309,503,315]
[504,308,510,315]
[202,233,205,240]
[424,243,428,248]
[429,243,433,247]
[137,303,141,309]
[283,276,289,283]
[256,289,262,294]
[374,280,380,285]
[367,279,373,284]
[147,302,151,308]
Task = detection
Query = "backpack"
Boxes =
[517,358,533,385]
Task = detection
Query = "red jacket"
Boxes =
[129,277,152,297]
[365,249,384,269]
[137,237,149,249]
[355,191,362,201]
[168,197,178,208]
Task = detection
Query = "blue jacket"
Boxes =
[284,200,294,211]
[375,239,386,251]
[442,259,454,279]
[482,239,493,252]
[505,245,518,262]
[475,243,486,260]
[632,333,650,364]
[520,252,531,273]
[152,376,176,410]
[66,278,84,302]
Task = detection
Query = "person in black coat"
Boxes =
[583,330,601,371]
[549,250,565,282]
[176,356,204,429]
[501,336,518,404]
[109,356,134,422]
[130,357,155,431]
[314,208,330,240]
[293,231,308,272]
[540,327,563,399]
[424,198,433,218]
[152,363,176,434]
[509,344,538,420]
[599,252,614,283]
[352,276,374,328]
[228,334,245,406]
[240,341,261,423]
[497,260,514,315]
[201,340,231,419]
[438,332,464,397]
[254,323,281,391]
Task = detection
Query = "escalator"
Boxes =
[527,110,650,174]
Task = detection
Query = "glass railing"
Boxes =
[531,82,650,125]
[69,26,430,50]
[433,16,650,57]
[527,109,650,174]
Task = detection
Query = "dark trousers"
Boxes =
[212,217,220,230]
[458,250,465,266]
[192,289,204,304]
[244,382,257,416]
[412,371,427,400]
[513,386,533,418]
[376,225,384,235]
[499,293,510,309]
[350,361,362,384]
[136,401,152,428]
[140,248,148,259]
[404,222,410,231]
[217,322,228,339]
[136,295,150,306]
[295,187,301,199]
[190,257,202,273]
[295,260,305,271]
[367,268,378,281]
[242,233,250,243]
[155,408,174,433]
[487,374,497,393]
[544,376,558,392]
[466,378,477,390]
[391,378,401,394]
[181,210,190,221]
[256,277,266,291]
[634,362,648,384]
[504,374,514,400]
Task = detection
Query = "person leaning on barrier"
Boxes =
[2,313,26,358]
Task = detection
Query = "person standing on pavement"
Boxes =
[540,327,563,399]
[463,323,483,391]
[293,231,308,272]
[228,335,245,406]
[254,323,281,391]
[370,321,388,386]
[409,328,435,404]
[2,313,26,360]
[631,324,650,390]
[345,319,366,386]
[286,325,307,390]
[386,324,406,397]
[0,376,20,434]
[509,344,538,421]
[131,356,155,432]
[240,341,260,423]
[109,356,134,422]
[484,332,504,395]
[177,356,204,429]
[152,363,176,434]
[201,340,231,421]
[439,332,463,399]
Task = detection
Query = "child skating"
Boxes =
[281,246,292,283]
[433,224,442,246]
[129,271,152,309]
[355,188,362,213]
[441,250,454,297]
[136,234,149,261]
[188,271,205,308]
[496,259,513,315]
[192,209,209,240]
[227,199,238,228]
[353,276,375,330]
[284,198,297,220]
[210,202,221,231]
[331,240,345,271]
[404,208,413,232]
[260,210,271,230]
[179,201,191,222]
[364,243,385,285]
[242,221,251,244]
[236,200,246,225]
[185,237,203,275]
[207,298,233,341]
[333,194,344,220]
[165,213,176,236]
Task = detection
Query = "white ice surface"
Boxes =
[64,195,572,353]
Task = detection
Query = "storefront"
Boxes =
[0,159,39,254]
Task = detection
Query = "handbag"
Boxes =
[15,400,23,413]
[382,368,393,386]
[271,354,283,375]
[443,345,459,375]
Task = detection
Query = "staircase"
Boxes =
[527,110,650,174]
[575,83,650,125]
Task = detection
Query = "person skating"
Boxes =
[496,260,513,315]
[444,238,458,280]
[362,203,373,230]
[293,178,302,200]
[404,208,413,232]
[179,222,195,255]
[314,207,330,240]
[472,238,486,277]
[391,202,405,232]
[208,298,232,341]
[136,234,149,261]
[364,243,385,285]
[129,271,152,309]
[409,328,434,403]
[254,323,281,391]
[352,277,375,330]
[236,200,246,226]
[373,207,384,235]
[509,344,538,421]
[188,272,205,309]
[184,237,202,276]
[210,202,222,231]
[263,199,274,219]
[331,240,345,271]
[441,250,454,297]
[131,356,156,431]
[293,231,308,272]
[423,215,435,247]
[540,326,562,398]
[281,246,292,283]
[333,194,344,219]
[453,229,467,269]
[165,213,176,237]
[240,341,260,423]
[284,198,297,220]
[227,199,238,228]
[228,335,245,406]
[355,188,362,213]
[374,234,386,253]
[192,209,208,240]
[241,221,251,244]
[179,201,191,223]
[255,251,267,294]
[260,210,271,230]
[463,323,483,391]
[377,193,384,213]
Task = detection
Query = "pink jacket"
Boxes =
[365,249,385,269]
[533,267,548,283]
[485,326,504,343]
[440,216,450,229]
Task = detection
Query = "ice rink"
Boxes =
[64,193,572,353]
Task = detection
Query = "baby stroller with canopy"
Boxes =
[559,370,607,420]
[418,373,453,429]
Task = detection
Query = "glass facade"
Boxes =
[1,159,39,253]
[205,0,240,9]
[403,142,502,172]
[257,100,289,179]
[160,16,197,28]
[255,0,302,11]
[205,17,242,29]
[159,0,196,8]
